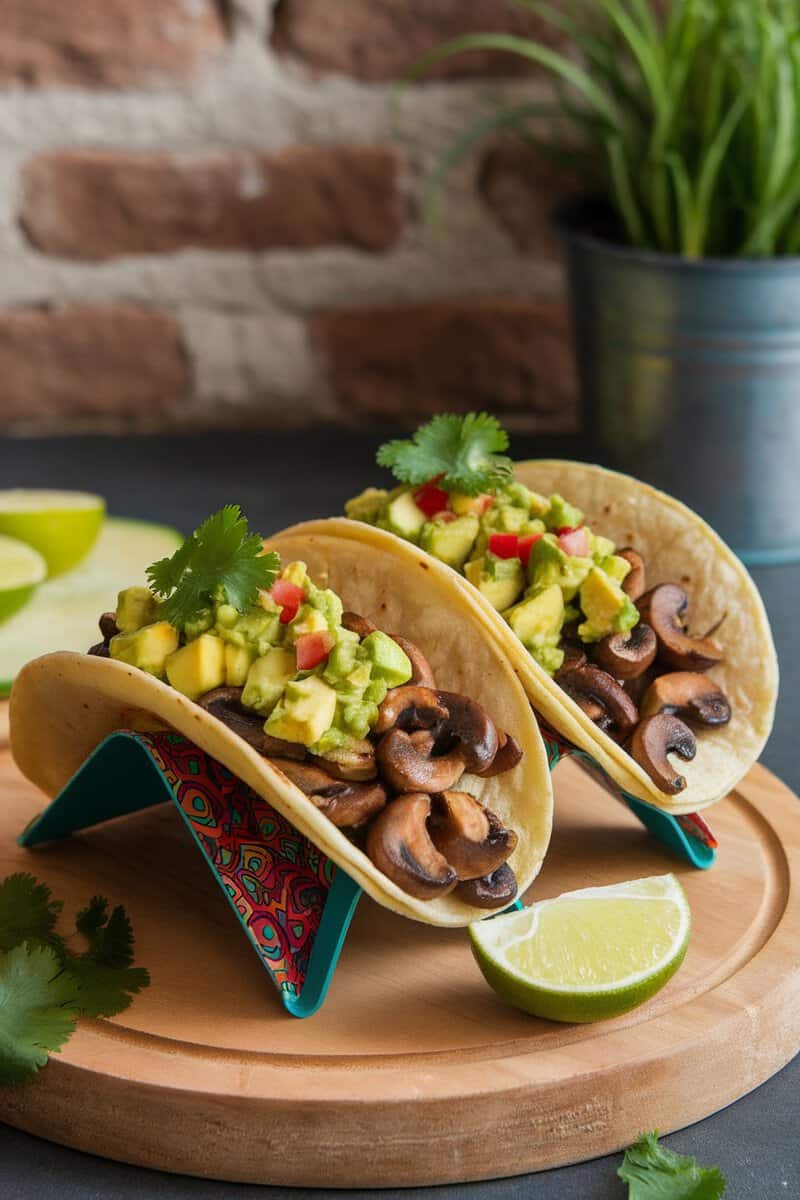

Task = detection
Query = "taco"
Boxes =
[345,415,778,814]
[10,507,552,927]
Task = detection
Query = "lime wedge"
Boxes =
[0,534,47,622]
[470,874,690,1023]
[0,489,105,577]
[0,517,181,695]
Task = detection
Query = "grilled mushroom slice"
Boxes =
[434,692,500,774]
[388,634,436,688]
[365,793,458,900]
[592,622,657,680]
[196,687,306,759]
[618,547,646,601]
[559,642,587,674]
[375,685,447,735]
[456,863,518,909]
[99,611,119,641]
[638,584,723,671]
[271,758,387,828]
[557,666,639,740]
[627,713,697,794]
[428,791,518,880]
[377,727,467,793]
[640,672,731,726]
[473,732,523,778]
[341,611,377,639]
[309,739,377,781]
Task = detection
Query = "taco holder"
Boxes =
[18,724,716,1018]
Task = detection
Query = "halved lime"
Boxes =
[0,534,47,622]
[470,874,690,1023]
[0,517,182,695]
[0,489,105,577]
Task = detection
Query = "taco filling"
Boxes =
[88,511,524,907]
[345,415,733,798]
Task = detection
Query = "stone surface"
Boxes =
[0,0,228,90]
[20,147,405,260]
[310,299,577,425]
[271,0,564,81]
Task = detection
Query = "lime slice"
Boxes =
[0,489,106,577]
[0,517,181,695]
[470,874,690,1023]
[0,534,47,622]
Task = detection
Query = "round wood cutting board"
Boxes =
[0,714,798,1187]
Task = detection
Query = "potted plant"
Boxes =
[408,1,800,564]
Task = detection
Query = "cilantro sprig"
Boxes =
[376,413,513,497]
[147,504,279,629]
[619,1132,726,1199]
[0,873,150,1087]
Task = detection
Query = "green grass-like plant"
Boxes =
[410,0,800,258]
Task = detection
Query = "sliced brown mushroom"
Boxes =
[365,792,458,900]
[375,685,447,735]
[591,622,657,680]
[271,758,387,829]
[197,687,306,760]
[309,739,377,782]
[638,584,723,671]
[557,665,639,740]
[388,634,436,688]
[428,791,518,880]
[627,713,696,794]
[618,547,646,601]
[456,863,518,909]
[377,727,467,793]
[640,672,732,726]
[559,642,587,674]
[99,611,119,641]
[434,692,500,774]
[88,641,110,657]
[473,732,523,778]
[341,611,377,639]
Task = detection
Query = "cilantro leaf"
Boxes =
[0,944,78,1086]
[65,897,150,1018]
[0,873,63,954]
[147,504,280,629]
[376,413,513,496]
[619,1132,726,1199]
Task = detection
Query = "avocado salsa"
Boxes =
[88,527,524,907]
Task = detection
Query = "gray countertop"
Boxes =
[0,431,797,1199]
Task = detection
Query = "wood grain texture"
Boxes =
[0,730,797,1187]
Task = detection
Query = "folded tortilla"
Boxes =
[456,460,779,814]
[10,522,553,927]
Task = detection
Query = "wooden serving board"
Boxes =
[0,713,798,1187]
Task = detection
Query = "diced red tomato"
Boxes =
[488,532,520,560]
[517,532,543,566]
[557,526,590,557]
[414,477,450,518]
[270,578,305,624]
[295,631,335,670]
[476,494,494,516]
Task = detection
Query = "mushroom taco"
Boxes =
[10,507,553,927]
[345,415,778,814]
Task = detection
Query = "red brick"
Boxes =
[272,0,564,82]
[310,300,576,422]
[0,0,227,89]
[479,143,584,256]
[20,147,405,260]
[0,306,189,423]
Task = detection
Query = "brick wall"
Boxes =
[0,0,579,434]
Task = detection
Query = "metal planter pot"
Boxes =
[558,199,800,565]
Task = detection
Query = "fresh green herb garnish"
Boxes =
[376,413,512,496]
[619,1131,726,1199]
[147,504,279,629]
[0,873,150,1086]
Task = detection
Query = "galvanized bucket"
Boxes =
[557,199,800,565]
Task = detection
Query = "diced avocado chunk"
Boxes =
[115,586,159,634]
[449,491,489,515]
[544,494,584,531]
[184,608,214,641]
[345,487,389,525]
[165,633,225,699]
[465,553,525,612]
[288,604,329,639]
[281,561,309,590]
[265,676,338,747]
[341,699,379,739]
[493,504,527,534]
[306,583,344,630]
[323,631,360,684]
[224,643,256,687]
[598,554,631,586]
[530,642,565,674]
[382,490,427,542]
[506,584,564,646]
[528,534,592,601]
[420,513,479,569]
[216,607,280,656]
[110,620,179,678]
[360,631,412,687]
[578,568,639,643]
[590,533,616,562]
[241,647,296,715]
